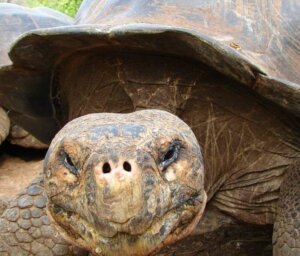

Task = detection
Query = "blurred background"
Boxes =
[0,0,82,16]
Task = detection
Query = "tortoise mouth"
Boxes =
[48,192,206,256]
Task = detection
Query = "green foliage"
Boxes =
[28,0,82,17]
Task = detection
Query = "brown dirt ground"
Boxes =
[0,155,42,200]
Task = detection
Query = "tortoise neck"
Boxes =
[54,50,212,122]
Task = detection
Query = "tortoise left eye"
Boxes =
[160,142,181,171]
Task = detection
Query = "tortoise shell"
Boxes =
[0,0,299,143]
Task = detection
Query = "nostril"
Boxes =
[123,161,131,172]
[102,162,111,173]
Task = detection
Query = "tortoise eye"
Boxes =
[63,152,79,175]
[160,142,181,171]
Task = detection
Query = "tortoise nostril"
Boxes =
[123,161,131,172]
[102,162,111,173]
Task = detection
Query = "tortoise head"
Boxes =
[44,109,206,255]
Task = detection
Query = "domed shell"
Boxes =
[0,0,299,143]
[0,3,72,66]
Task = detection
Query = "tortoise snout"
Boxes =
[101,161,132,174]
[94,159,135,181]
[92,158,144,223]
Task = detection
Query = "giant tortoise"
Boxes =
[0,0,299,255]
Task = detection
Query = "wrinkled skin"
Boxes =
[44,110,207,256]
[42,51,299,256]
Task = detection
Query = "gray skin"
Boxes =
[0,52,299,255]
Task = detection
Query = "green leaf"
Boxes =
[27,0,82,17]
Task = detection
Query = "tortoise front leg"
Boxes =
[0,175,87,256]
[273,163,300,256]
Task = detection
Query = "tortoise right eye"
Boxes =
[63,152,79,175]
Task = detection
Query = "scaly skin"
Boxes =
[273,163,300,256]
[0,175,87,256]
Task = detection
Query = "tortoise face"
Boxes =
[44,110,206,256]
